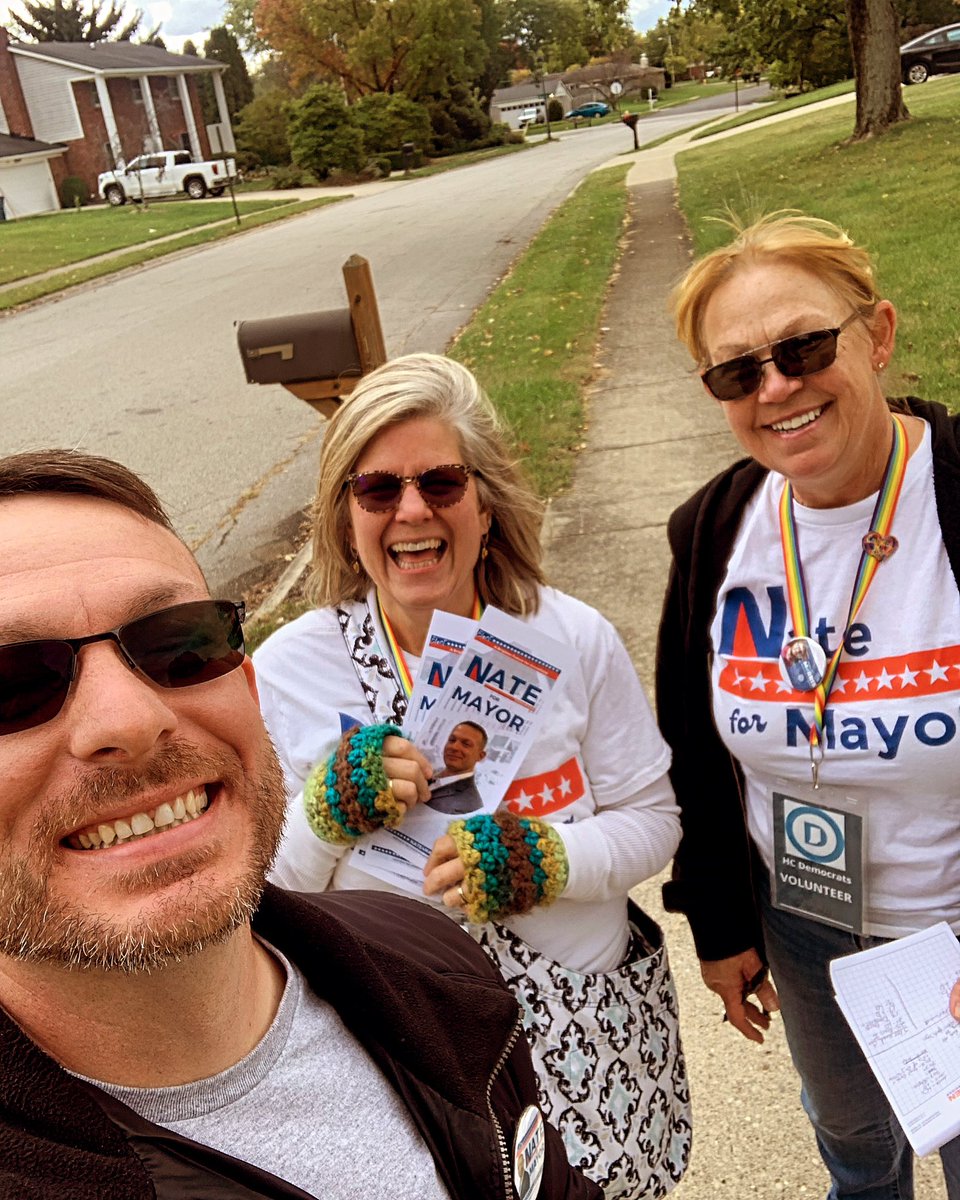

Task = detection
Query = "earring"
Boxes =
[350,548,360,574]
[877,361,886,372]
[480,533,489,561]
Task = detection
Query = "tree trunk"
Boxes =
[846,0,910,139]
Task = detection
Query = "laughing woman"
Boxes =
[658,212,960,1199]
[253,353,690,1199]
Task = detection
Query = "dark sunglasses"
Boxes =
[346,464,476,513]
[701,312,860,401]
[0,599,245,736]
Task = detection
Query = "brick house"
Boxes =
[0,29,235,217]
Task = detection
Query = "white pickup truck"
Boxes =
[99,150,237,205]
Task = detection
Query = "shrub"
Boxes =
[547,97,563,123]
[235,89,291,169]
[268,164,316,189]
[352,93,432,156]
[386,147,424,171]
[425,82,491,154]
[59,176,88,208]
[372,155,394,177]
[287,83,366,179]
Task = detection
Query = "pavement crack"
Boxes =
[188,424,323,555]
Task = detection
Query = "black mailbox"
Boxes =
[236,309,362,387]
[236,255,387,420]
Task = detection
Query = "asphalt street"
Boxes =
[0,91,765,594]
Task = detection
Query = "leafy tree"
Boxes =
[8,0,152,41]
[582,0,633,57]
[678,0,909,136]
[353,92,433,152]
[182,37,199,55]
[501,0,589,68]
[203,26,255,117]
[234,88,292,167]
[255,0,488,100]
[898,0,960,32]
[224,0,266,52]
[287,82,367,176]
[474,0,514,108]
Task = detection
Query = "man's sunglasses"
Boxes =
[0,599,245,736]
[701,313,860,402]
[346,464,476,513]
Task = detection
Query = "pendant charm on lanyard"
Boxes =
[778,415,908,789]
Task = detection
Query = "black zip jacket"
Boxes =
[656,397,960,963]
[0,885,601,1200]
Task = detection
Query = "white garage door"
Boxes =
[0,159,59,219]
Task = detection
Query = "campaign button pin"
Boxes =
[779,636,827,693]
[513,1106,545,1200]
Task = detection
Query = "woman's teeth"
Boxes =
[69,788,209,850]
[771,406,823,433]
[390,538,443,569]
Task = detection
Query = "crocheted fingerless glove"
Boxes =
[303,723,406,845]
[446,811,569,924]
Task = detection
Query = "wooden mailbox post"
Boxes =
[236,255,387,419]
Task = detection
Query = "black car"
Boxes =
[900,22,960,83]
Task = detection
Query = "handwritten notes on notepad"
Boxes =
[830,922,960,1156]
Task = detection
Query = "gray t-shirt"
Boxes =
[80,944,451,1200]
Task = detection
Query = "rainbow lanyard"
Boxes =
[377,591,485,699]
[778,414,908,787]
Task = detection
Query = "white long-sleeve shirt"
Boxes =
[254,587,679,973]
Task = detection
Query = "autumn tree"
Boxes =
[254,0,488,99]
[7,0,153,41]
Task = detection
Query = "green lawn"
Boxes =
[690,78,856,139]
[0,198,290,285]
[675,75,960,405]
[451,164,631,497]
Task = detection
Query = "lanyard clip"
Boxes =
[809,740,824,790]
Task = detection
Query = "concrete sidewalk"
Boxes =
[542,112,949,1198]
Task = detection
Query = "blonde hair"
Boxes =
[308,353,545,615]
[671,211,882,365]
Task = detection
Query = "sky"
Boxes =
[2,0,674,55]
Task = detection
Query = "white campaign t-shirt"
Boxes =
[254,587,678,973]
[709,426,960,935]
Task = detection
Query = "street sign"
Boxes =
[610,81,623,95]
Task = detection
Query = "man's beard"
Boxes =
[0,737,287,974]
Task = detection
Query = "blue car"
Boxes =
[567,102,611,119]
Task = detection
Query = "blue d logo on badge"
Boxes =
[784,801,846,869]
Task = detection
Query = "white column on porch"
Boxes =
[139,75,162,151]
[175,73,201,159]
[211,71,235,151]
[94,74,123,167]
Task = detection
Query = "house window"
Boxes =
[91,82,101,109]
[131,79,144,105]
